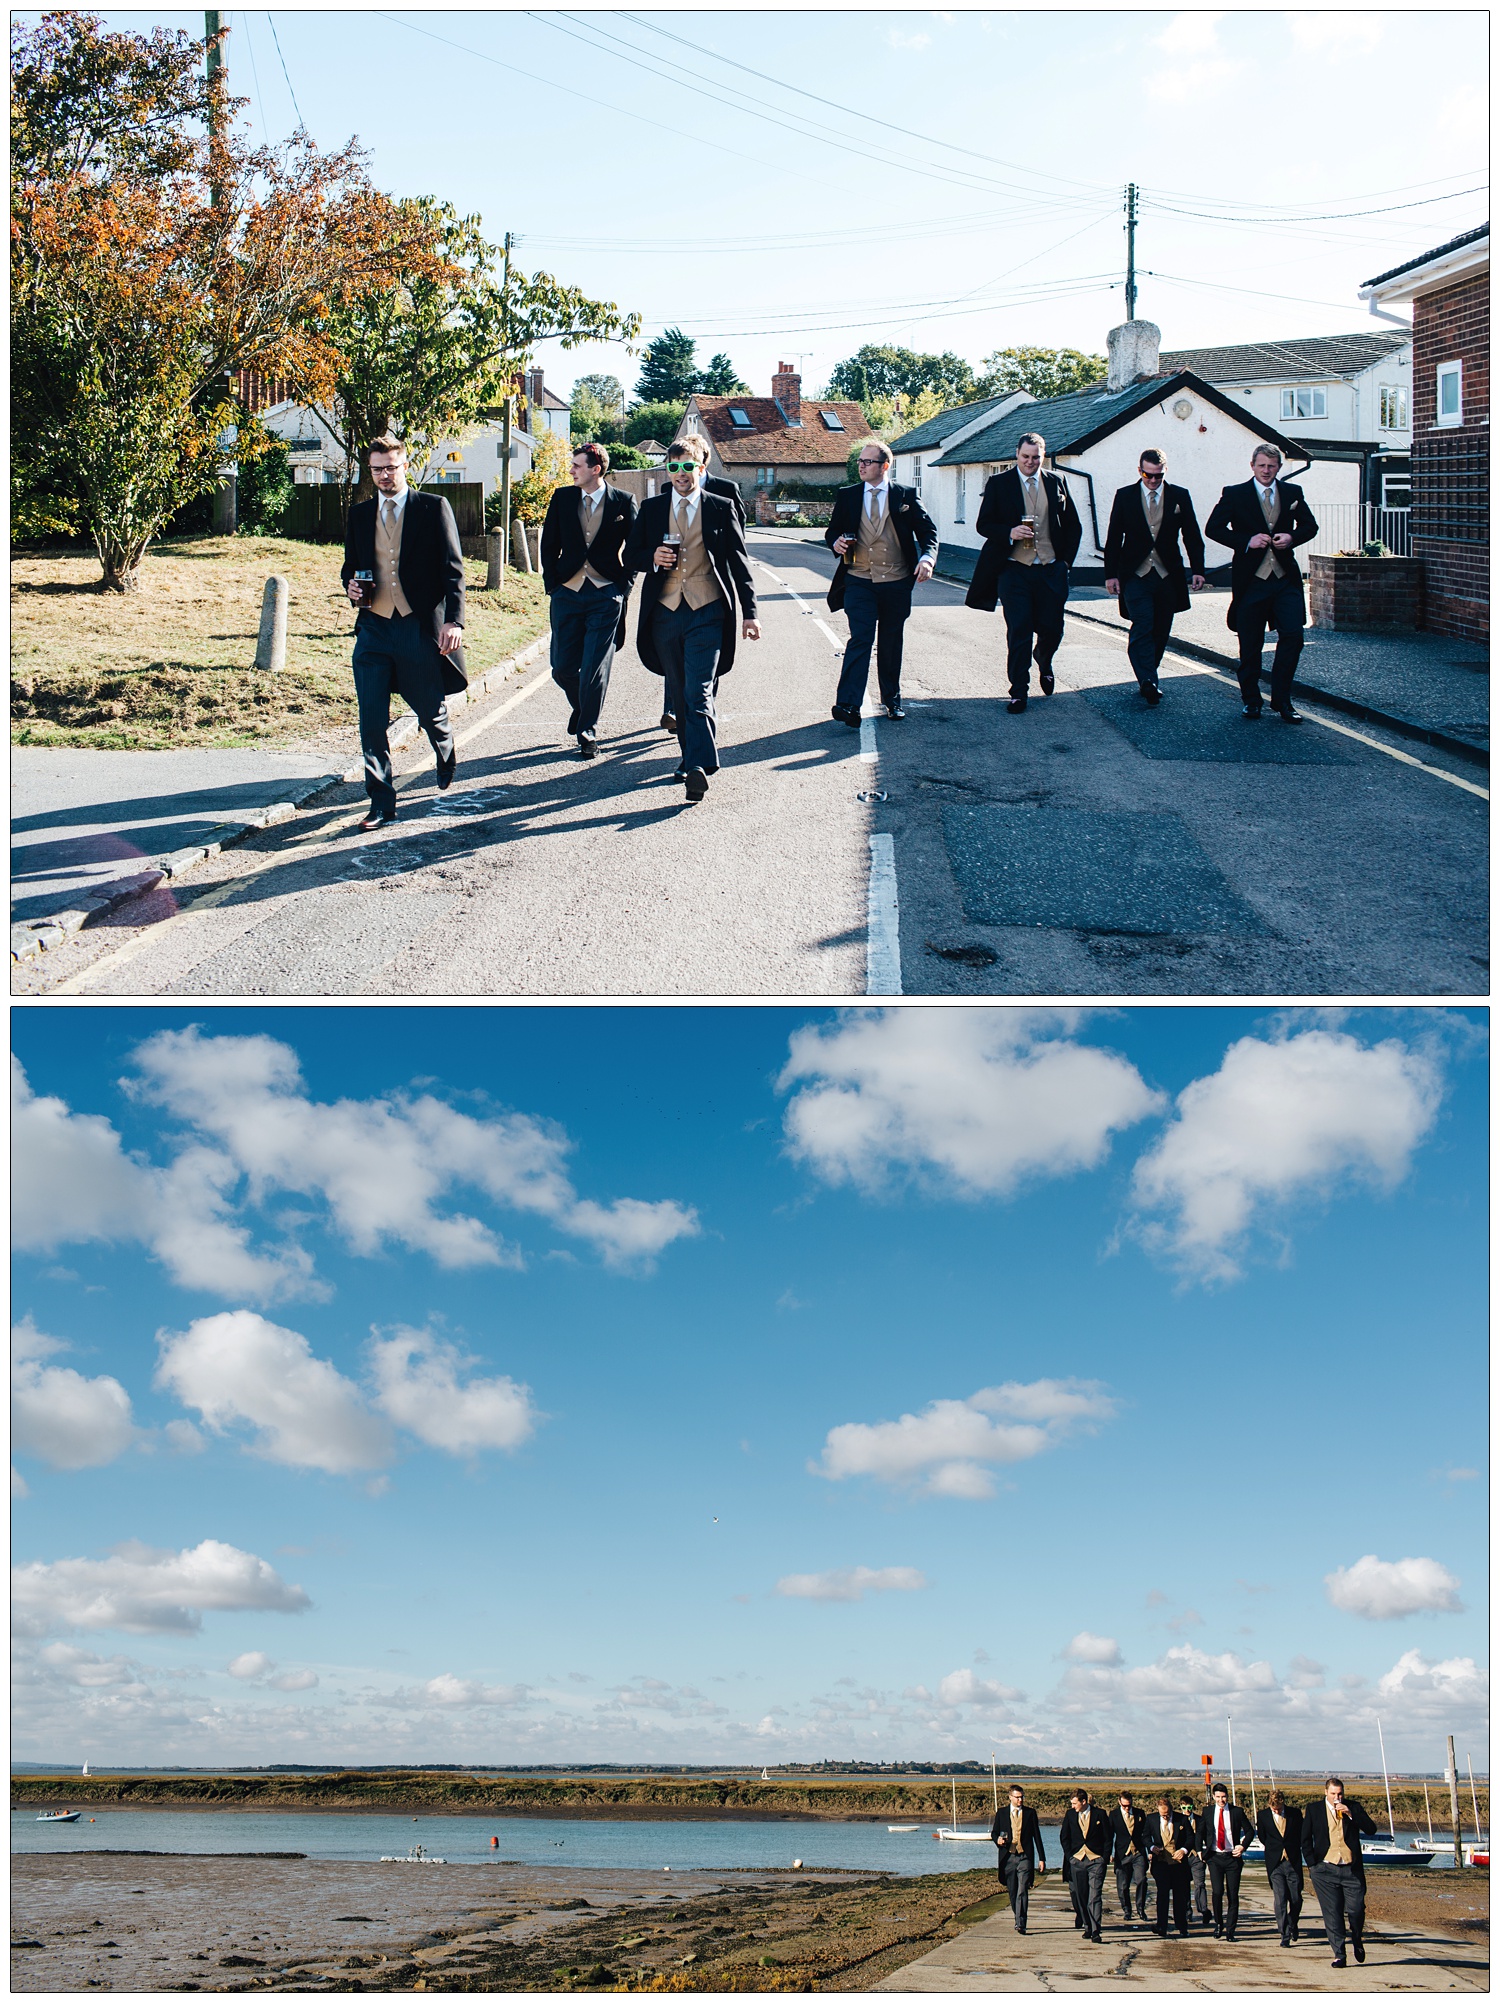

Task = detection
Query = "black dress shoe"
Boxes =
[357,809,396,832]
[1351,1938,1365,1964]
[1176,1927,1189,1936]
[577,734,597,760]
[1331,1955,1346,1967]
[1275,702,1304,724]
[436,747,457,790]
[1007,695,1027,714]
[684,766,709,802]
[1214,1925,1224,1939]
[1015,1925,1026,1935]
[884,700,906,720]
[1241,703,1263,719]
[1038,670,1055,696]
[831,703,862,727]
[1291,1930,1299,1944]
[1143,682,1161,706]
[659,710,677,733]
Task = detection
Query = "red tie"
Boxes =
[1218,1807,1228,1850]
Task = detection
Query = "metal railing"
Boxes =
[1302,502,1412,558]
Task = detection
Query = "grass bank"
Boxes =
[10,1772,1485,1830]
[11,536,549,750]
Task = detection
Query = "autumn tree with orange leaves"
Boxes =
[11,13,443,590]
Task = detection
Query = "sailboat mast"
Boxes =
[1466,1754,1484,1846]
[1247,1755,1257,1818]
[1226,1716,1236,1803]
[1424,1781,1434,1846]
[1377,1716,1396,1840]
[991,1756,998,1814]
[951,1776,958,1831]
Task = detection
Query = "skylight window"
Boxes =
[728,407,753,428]
[820,409,845,431]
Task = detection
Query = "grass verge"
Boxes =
[11,534,549,750]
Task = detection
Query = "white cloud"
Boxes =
[1376,1649,1485,1708]
[887,28,930,49]
[938,1668,1023,1708]
[228,1650,319,1692]
[11,1316,135,1469]
[11,1059,313,1303]
[775,1567,928,1603]
[780,1009,1161,1199]
[13,1539,310,1636]
[1287,12,1383,55]
[1128,1029,1442,1282]
[368,1328,536,1455]
[13,1467,30,1498]
[156,1312,394,1474]
[1148,11,1237,102]
[814,1378,1115,1500]
[129,1026,698,1275]
[386,1673,529,1709]
[1064,1631,1121,1666]
[1325,1554,1463,1621]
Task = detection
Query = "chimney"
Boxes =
[1105,320,1161,393]
[772,361,802,425]
[524,367,544,409]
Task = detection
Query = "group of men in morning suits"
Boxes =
[989,1776,1379,1968]
[340,429,1318,825]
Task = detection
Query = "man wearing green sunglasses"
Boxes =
[623,434,759,803]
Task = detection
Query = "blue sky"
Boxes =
[74,11,1488,402]
[11,1006,1487,1774]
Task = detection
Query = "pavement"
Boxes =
[14,532,1488,997]
[1066,587,1489,766]
[870,1868,1489,1992]
[9,638,549,962]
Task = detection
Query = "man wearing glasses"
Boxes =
[624,434,759,802]
[825,440,938,724]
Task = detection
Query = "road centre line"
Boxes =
[866,833,902,996]
[48,660,559,993]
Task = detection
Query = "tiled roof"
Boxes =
[687,394,872,465]
[531,386,570,411]
[932,370,1302,466]
[1159,331,1410,382]
[889,394,1011,455]
[1364,223,1488,289]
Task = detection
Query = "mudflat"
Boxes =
[10,1851,1004,1992]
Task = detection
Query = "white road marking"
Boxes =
[866,833,902,996]
[47,662,559,992]
[860,717,879,763]
[814,618,844,650]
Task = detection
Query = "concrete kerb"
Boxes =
[10,632,551,963]
[1063,601,1489,771]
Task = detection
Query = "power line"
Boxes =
[533,11,1106,204]
[1143,270,1401,316]
[1147,184,1487,225]
[267,13,304,132]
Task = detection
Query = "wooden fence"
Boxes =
[282,482,485,544]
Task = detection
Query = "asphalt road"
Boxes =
[20,531,1487,998]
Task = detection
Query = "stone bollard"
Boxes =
[511,519,535,573]
[485,531,504,590]
[254,575,289,672]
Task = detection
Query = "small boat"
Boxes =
[887,1824,924,1833]
[934,1774,992,1839]
[36,1809,81,1824]
[379,1844,445,1863]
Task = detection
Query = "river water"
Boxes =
[12,1809,1059,1875]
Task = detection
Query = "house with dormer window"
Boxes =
[674,364,874,502]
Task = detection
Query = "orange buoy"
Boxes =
[490,1837,499,1848]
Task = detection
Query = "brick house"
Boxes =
[675,364,873,502]
[1361,224,1488,640]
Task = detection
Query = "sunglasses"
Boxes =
[665,461,698,472]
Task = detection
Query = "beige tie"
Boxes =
[869,488,884,528]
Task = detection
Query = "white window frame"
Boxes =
[913,456,922,496]
[1280,386,1327,421]
[1436,360,1463,427]
[1378,384,1408,430]
[954,465,967,523]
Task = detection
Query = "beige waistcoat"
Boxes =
[1013,475,1056,565]
[371,498,413,618]
[855,491,910,584]
[659,497,722,612]
[564,489,611,591]
[1137,486,1168,577]
[1256,485,1287,580]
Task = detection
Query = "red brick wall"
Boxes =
[1411,267,1488,639]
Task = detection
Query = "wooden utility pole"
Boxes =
[1124,182,1139,322]
[498,229,514,587]
[1447,1734,1465,1868]
[205,11,237,533]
